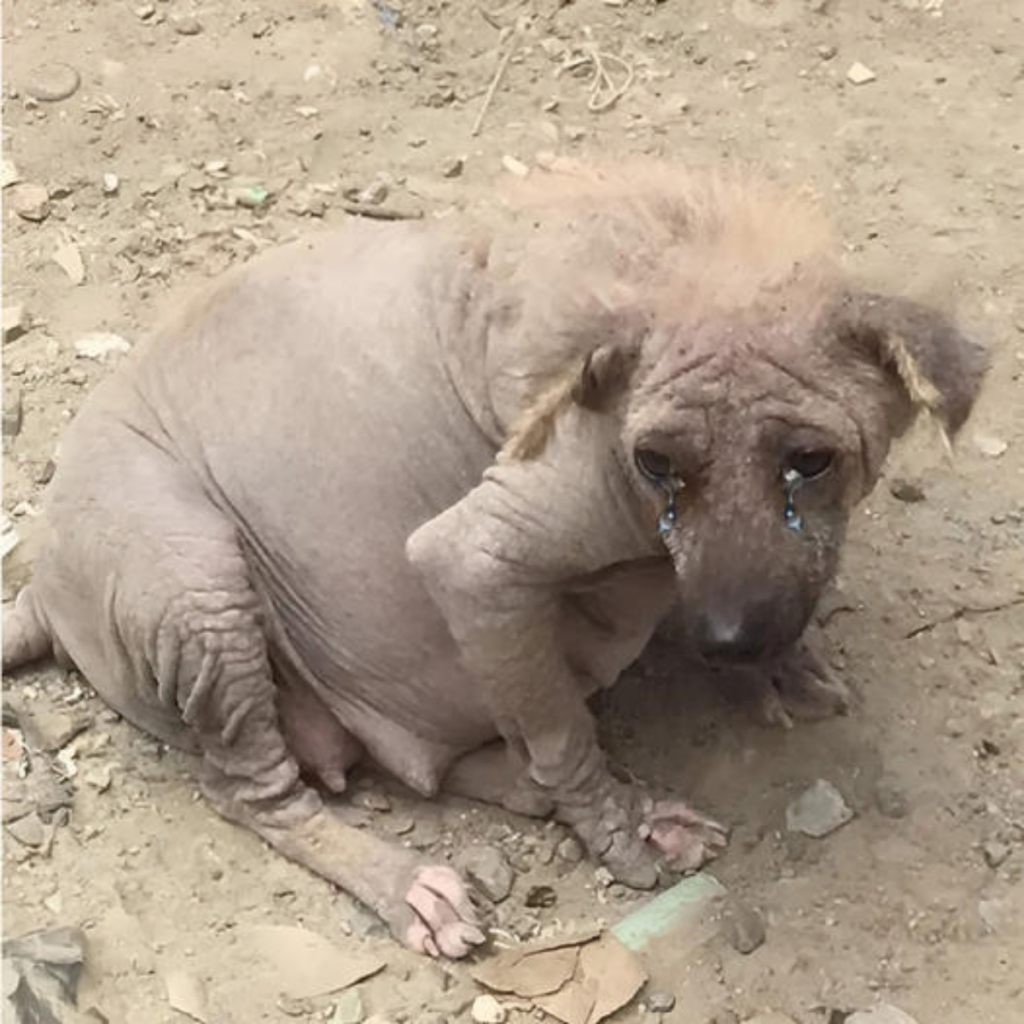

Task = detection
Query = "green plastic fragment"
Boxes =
[611,872,726,952]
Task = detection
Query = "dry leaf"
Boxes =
[472,926,602,997]
[233,925,384,1000]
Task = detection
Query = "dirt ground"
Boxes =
[2,0,1023,1022]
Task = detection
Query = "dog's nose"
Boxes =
[695,611,768,662]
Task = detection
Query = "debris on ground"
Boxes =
[10,183,51,222]
[718,896,766,954]
[785,779,854,838]
[24,62,81,102]
[474,927,645,1024]
[2,926,88,1024]
[847,1006,921,1024]
[231,925,384,1001]
[73,332,131,360]
[457,844,515,903]
[846,61,877,85]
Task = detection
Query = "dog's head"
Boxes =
[620,285,987,662]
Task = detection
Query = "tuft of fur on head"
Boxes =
[481,161,838,460]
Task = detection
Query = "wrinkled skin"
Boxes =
[2,165,986,956]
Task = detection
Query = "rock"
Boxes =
[847,1006,920,1024]
[441,156,465,178]
[471,994,507,1024]
[846,62,877,85]
[5,697,91,752]
[135,3,156,19]
[735,50,758,66]
[557,835,584,864]
[6,812,46,848]
[354,788,391,812]
[973,433,1008,458]
[172,15,203,35]
[83,765,114,792]
[978,896,1013,933]
[785,779,854,838]
[874,778,910,819]
[330,988,365,1024]
[2,926,87,1022]
[817,44,838,61]
[501,155,530,178]
[3,385,23,439]
[101,172,119,194]
[888,477,925,503]
[357,178,390,206]
[982,841,1010,868]
[52,243,86,285]
[10,183,51,222]
[457,845,514,903]
[3,305,28,344]
[647,991,676,1012]
[24,62,81,102]
[524,885,557,909]
[2,159,21,189]
[74,332,131,360]
[720,897,766,954]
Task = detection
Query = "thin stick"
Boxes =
[472,29,518,137]
[339,200,423,221]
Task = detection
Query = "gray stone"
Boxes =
[982,841,1011,868]
[888,477,926,503]
[786,779,854,838]
[330,988,365,1024]
[874,778,910,819]
[456,845,514,903]
[720,897,766,954]
[647,991,676,1012]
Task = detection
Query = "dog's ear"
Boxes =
[836,292,988,440]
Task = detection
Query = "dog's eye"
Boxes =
[635,447,673,481]
[786,449,834,480]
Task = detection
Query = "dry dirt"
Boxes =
[2,1,1023,1022]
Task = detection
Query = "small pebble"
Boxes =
[456,845,514,903]
[874,778,910,819]
[471,994,506,1024]
[973,433,1008,459]
[720,897,766,954]
[786,779,854,838]
[817,44,838,60]
[10,183,51,222]
[172,15,203,36]
[25,62,81,102]
[3,305,27,344]
[74,332,131,360]
[846,61,877,85]
[888,477,925,503]
[330,988,364,1024]
[647,991,676,1013]
[135,4,156,20]
[982,841,1010,868]
[501,155,530,178]
[556,836,584,864]
[441,156,465,178]
[355,789,391,812]
[102,172,120,195]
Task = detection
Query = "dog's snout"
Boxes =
[695,603,779,662]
